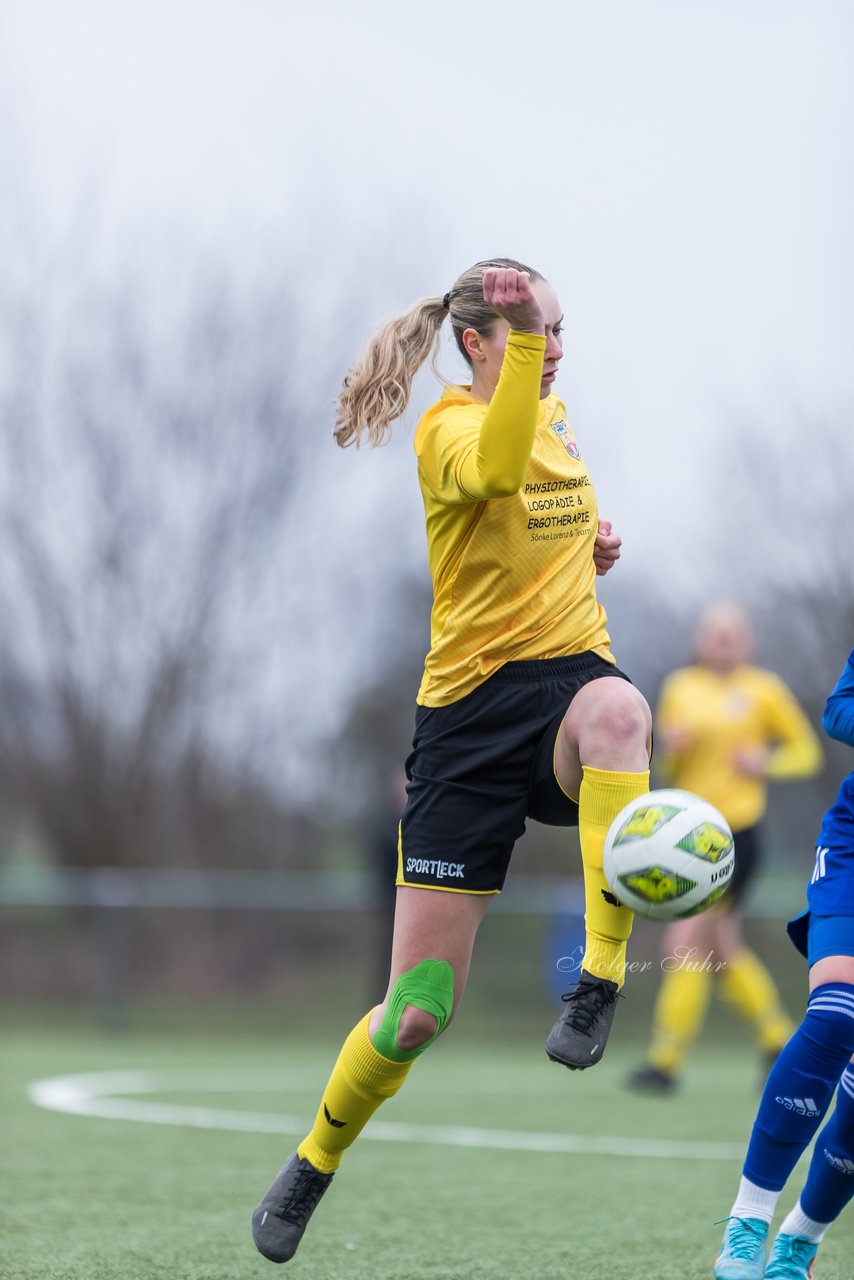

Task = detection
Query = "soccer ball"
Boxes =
[603,789,735,921]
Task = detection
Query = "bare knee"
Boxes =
[662,915,706,952]
[396,1004,442,1051]
[564,682,651,770]
[588,690,650,747]
[368,957,458,1057]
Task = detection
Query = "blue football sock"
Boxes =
[742,985,854,1192]
[799,1063,854,1224]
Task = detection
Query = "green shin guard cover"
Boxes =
[371,959,455,1063]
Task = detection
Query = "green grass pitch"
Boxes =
[3,1023,853,1280]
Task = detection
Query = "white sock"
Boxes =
[778,1199,829,1244]
[731,1176,779,1225]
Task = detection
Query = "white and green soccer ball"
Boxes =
[603,788,735,921]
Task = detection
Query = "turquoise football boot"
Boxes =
[764,1232,818,1279]
[714,1216,769,1280]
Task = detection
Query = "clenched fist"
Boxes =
[482,267,544,334]
[593,520,622,577]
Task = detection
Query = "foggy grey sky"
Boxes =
[5,2,852,447]
[2,1,853,784]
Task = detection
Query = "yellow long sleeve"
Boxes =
[457,331,546,499]
[764,694,823,780]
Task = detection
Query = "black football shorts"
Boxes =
[717,823,761,909]
[397,652,632,894]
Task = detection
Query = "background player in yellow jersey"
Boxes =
[627,602,823,1095]
[251,260,653,1263]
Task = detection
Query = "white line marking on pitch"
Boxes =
[27,1069,744,1161]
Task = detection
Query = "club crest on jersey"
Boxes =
[551,419,581,459]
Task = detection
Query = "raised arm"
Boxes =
[457,268,546,500]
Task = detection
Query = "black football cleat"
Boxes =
[625,1063,677,1095]
[252,1152,334,1263]
[545,970,622,1069]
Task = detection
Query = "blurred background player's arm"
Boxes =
[737,674,823,781]
[822,648,854,747]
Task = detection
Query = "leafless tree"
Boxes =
[630,404,854,840]
[693,409,850,676]
[0,258,323,866]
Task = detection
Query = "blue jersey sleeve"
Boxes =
[822,649,854,747]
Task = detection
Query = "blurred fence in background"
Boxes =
[0,862,811,1036]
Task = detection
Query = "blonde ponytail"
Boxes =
[334,296,448,447]
[333,258,544,449]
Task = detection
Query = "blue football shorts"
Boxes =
[788,910,854,965]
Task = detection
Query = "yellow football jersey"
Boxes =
[656,664,823,831]
[414,331,612,707]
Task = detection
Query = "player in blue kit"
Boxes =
[714,647,854,1278]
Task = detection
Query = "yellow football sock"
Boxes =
[719,948,795,1052]
[648,965,714,1074]
[298,1013,412,1174]
[578,765,650,987]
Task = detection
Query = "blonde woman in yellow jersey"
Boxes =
[252,260,653,1264]
[627,603,823,1097]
